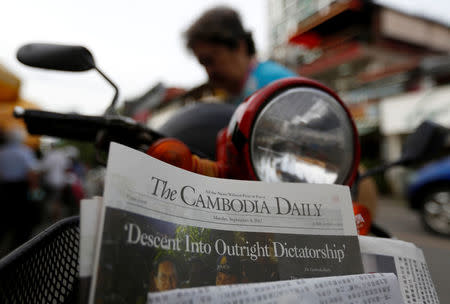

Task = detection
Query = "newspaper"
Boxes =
[79,197,103,304]
[88,143,364,303]
[359,236,440,304]
[147,273,404,304]
[80,220,438,304]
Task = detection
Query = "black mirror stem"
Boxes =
[94,66,120,115]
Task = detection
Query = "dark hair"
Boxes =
[184,6,256,56]
[153,255,178,277]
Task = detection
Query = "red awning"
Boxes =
[288,0,362,49]
[289,32,322,49]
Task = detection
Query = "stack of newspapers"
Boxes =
[79,143,440,304]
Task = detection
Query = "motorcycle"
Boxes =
[13,43,360,182]
[1,42,447,303]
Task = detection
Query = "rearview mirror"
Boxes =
[401,120,449,165]
[17,43,95,72]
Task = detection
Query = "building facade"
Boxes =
[268,0,450,193]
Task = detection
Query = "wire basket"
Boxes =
[0,216,80,304]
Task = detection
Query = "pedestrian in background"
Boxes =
[0,127,39,253]
[184,6,296,105]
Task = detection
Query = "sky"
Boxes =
[1,0,268,114]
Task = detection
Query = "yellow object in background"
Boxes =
[0,63,40,149]
[0,64,20,101]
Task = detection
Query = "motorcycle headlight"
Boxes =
[227,77,360,185]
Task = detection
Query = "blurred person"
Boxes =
[184,6,296,105]
[38,145,72,220]
[64,145,87,183]
[0,127,39,251]
[152,256,178,291]
[62,146,85,213]
[63,168,84,214]
[215,255,241,285]
[62,172,84,216]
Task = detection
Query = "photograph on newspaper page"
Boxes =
[89,143,363,304]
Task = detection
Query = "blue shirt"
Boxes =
[230,61,297,104]
[0,143,38,182]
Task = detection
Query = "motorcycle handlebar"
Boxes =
[13,107,163,149]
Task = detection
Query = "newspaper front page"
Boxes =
[89,143,364,303]
[359,236,440,304]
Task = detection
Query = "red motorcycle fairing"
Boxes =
[223,77,361,186]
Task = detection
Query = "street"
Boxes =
[375,196,450,304]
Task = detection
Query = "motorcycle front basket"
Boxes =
[0,216,80,304]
